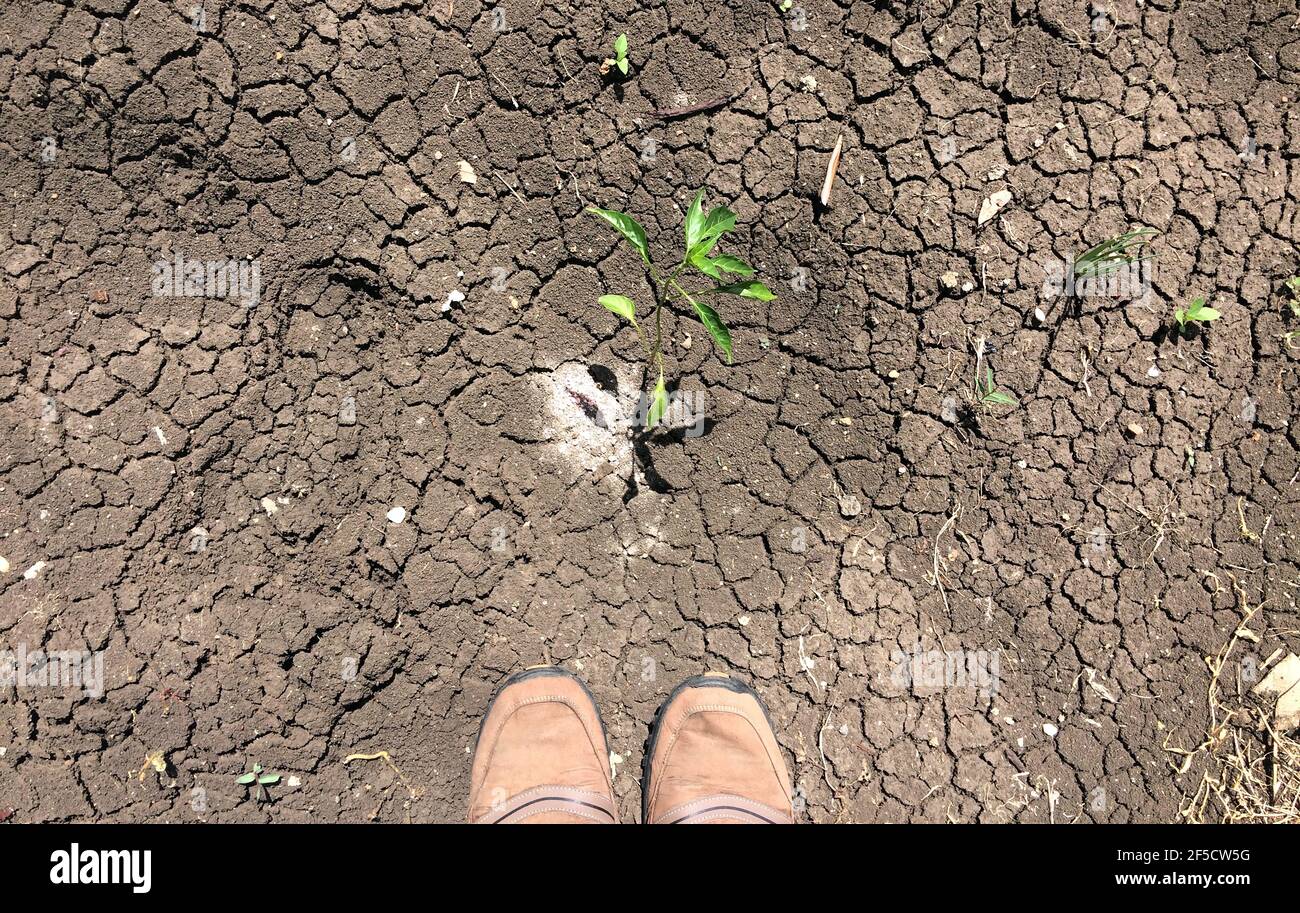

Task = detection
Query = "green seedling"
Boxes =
[236,762,280,802]
[1285,276,1300,318]
[977,367,1016,408]
[1173,296,1220,333]
[602,34,629,76]
[588,190,776,429]
[1073,228,1156,281]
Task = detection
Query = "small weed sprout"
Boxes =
[977,368,1016,408]
[1285,276,1300,318]
[601,34,629,77]
[1073,228,1156,282]
[588,191,775,429]
[957,336,1016,430]
[1173,296,1221,333]
[237,762,280,802]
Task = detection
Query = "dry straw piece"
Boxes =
[1167,585,1300,824]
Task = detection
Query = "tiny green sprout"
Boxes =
[587,190,776,430]
[1285,276,1300,318]
[602,34,629,77]
[780,0,794,9]
[236,762,281,802]
[1282,329,1300,350]
[1073,228,1156,282]
[1173,296,1220,333]
[978,367,1016,409]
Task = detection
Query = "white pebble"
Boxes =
[1043,722,1059,737]
[441,289,465,313]
[23,560,45,580]
[387,506,406,524]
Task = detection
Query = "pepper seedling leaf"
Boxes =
[690,298,733,363]
[598,294,637,325]
[646,373,668,430]
[708,254,754,277]
[684,190,706,253]
[711,280,775,302]
[586,207,650,264]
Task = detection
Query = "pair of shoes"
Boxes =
[467,666,795,824]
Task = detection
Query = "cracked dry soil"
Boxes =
[1,0,1299,824]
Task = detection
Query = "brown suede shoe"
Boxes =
[643,673,795,824]
[468,666,618,823]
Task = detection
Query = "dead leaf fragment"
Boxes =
[457,160,477,184]
[137,750,167,781]
[1253,653,1300,730]
[819,134,843,207]
[977,189,1012,225]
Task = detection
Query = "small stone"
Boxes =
[0,556,7,574]
[1043,722,1059,737]
[887,369,900,380]
[387,506,406,524]
[442,289,465,313]
[288,775,302,788]
[260,497,279,516]
[940,270,961,291]
[1147,365,1160,378]
[1034,307,1047,323]
[838,494,862,518]
[1126,423,1144,437]
[23,560,45,580]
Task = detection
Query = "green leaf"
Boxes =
[598,294,637,324]
[614,33,627,59]
[689,296,734,363]
[709,254,754,277]
[617,58,628,75]
[688,206,736,259]
[684,190,706,253]
[983,391,1016,406]
[646,374,668,430]
[586,207,650,264]
[711,280,775,302]
[689,251,722,279]
[237,773,256,784]
[258,774,281,785]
